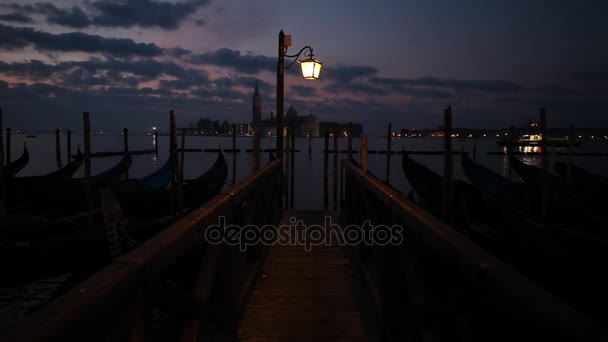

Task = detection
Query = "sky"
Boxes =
[0,0,606,135]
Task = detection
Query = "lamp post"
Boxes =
[276,30,322,160]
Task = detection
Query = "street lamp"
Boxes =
[276,30,322,160]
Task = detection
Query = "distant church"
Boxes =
[251,80,320,137]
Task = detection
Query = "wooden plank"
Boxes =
[238,211,377,341]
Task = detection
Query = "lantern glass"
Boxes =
[300,58,322,80]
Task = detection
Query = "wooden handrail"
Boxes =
[342,158,607,341]
[3,160,282,341]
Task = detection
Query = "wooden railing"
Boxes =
[2,159,283,341]
[340,158,607,341]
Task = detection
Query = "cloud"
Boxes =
[0,23,163,57]
[190,48,275,74]
[0,13,33,23]
[91,0,210,30]
[0,58,211,90]
[324,82,389,96]
[35,3,91,28]
[324,65,378,83]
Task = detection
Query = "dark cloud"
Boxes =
[0,23,163,57]
[0,58,211,90]
[325,65,378,83]
[168,47,192,58]
[35,3,91,28]
[0,13,33,23]
[371,76,523,93]
[190,48,275,74]
[290,85,317,97]
[324,82,389,96]
[91,0,210,30]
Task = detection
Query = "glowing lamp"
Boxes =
[299,57,322,80]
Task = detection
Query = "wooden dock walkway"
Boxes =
[238,210,378,341]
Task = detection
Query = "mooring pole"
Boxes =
[83,112,93,227]
[308,132,312,159]
[540,108,549,218]
[67,129,72,162]
[361,135,368,173]
[385,123,392,183]
[170,110,183,213]
[0,108,5,217]
[4,128,11,165]
[253,132,260,172]
[442,106,453,223]
[55,128,62,167]
[508,125,514,183]
[180,128,185,184]
[323,131,329,210]
[568,123,574,181]
[333,130,338,211]
[232,124,237,186]
[290,129,295,209]
[347,122,353,161]
[285,127,290,209]
[123,128,129,179]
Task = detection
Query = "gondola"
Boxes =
[74,153,132,187]
[0,151,228,285]
[5,143,29,177]
[401,149,486,228]
[553,161,608,195]
[121,150,228,221]
[5,151,84,209]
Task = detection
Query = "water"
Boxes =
[4,133,608,210]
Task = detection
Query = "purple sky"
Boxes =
[0,0,606,135]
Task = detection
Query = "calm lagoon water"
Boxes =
[5,133,608,210]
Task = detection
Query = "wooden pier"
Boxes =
[238,211,377,341]
[2,155,607,341]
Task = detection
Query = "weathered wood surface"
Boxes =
[238,211,377,341]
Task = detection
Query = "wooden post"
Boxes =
[290,129,295,209]
[123,128,129,179]
[442,106,453,223]
[55,128,62,167]
[567,124,574,181]
[5,128,10,164]
[83,112,93,227]
[308,132,312,160]
[253,132,260,172]
[0,108,5,216]
[333,130,338,211]
[232,124,237,186]
[170,110,183,213]
[360,135,368,173]
[285,127,290,209]
[540,108,549,218]
[347,122,353,161]
[180,128,185,184]
[67,129,72,162]
[473,137,477,160]
[323,131,329,210]
[385,123,392,183]
[154,130,159,154]
[508,125,514,182]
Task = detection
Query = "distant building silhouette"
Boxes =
[250,82,361,137]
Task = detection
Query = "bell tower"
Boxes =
[252,80,261,123]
